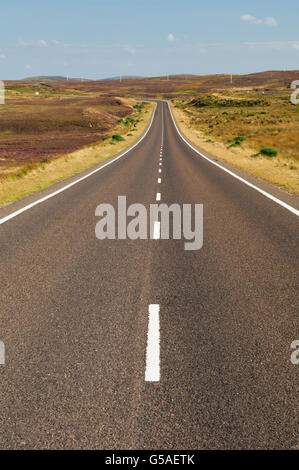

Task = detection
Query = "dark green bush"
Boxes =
[228,136,246,148]
[260,147,277,157]
[112,134,125,142]
[190,95,268,108]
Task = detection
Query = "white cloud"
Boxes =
[241,14,278,26]
[292,43,299,50]
[167,33,175,42]
[241,14,261,24]
[25,64,31,69]
[265,17,278,26]
[123,44,136,54]
[0,54,6,59]
[51,40,60,45]
[19,39,47,47]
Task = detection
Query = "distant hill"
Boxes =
[22,75,143,82]
[98,76,143,81]
[23,76,91,82]
[15,70,299,98]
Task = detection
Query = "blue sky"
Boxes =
[0,0,299,79]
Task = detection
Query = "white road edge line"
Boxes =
[162,103,164,146]
[0,104,158,225]
[156,192,161,201]
[167,101,299,217]
[145,304,160,382]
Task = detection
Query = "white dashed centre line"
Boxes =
[153,220,161,239]
[156,193,161,201]
[159,169,162,173]
[145,304,160,382]
[158,178,161,183]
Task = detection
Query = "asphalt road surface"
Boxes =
[0,101,298,449]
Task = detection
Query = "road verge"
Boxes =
[0,102,155,206]
[170,102,299,196]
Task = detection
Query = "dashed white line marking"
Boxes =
[0,341,5,365]
[161,104,164,146]
[158,178,161,183]
[156,192,161,201]
[159,169,162,173]
[153,220,161,239]
[159,162,162,166]
[145,304,160,382]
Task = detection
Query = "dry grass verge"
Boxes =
[0,102,155,206]
[171,101,299,195]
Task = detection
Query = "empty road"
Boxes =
[0,101,298,449]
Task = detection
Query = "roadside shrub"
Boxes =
[228,136,246,148]
[112,134,125,141]
[121,117,135,127]
[190,95,268,108]
[260,147,277,157]
[133,103,145,113]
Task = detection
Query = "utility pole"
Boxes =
[120,75,122,83]
[230,74,233,85]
